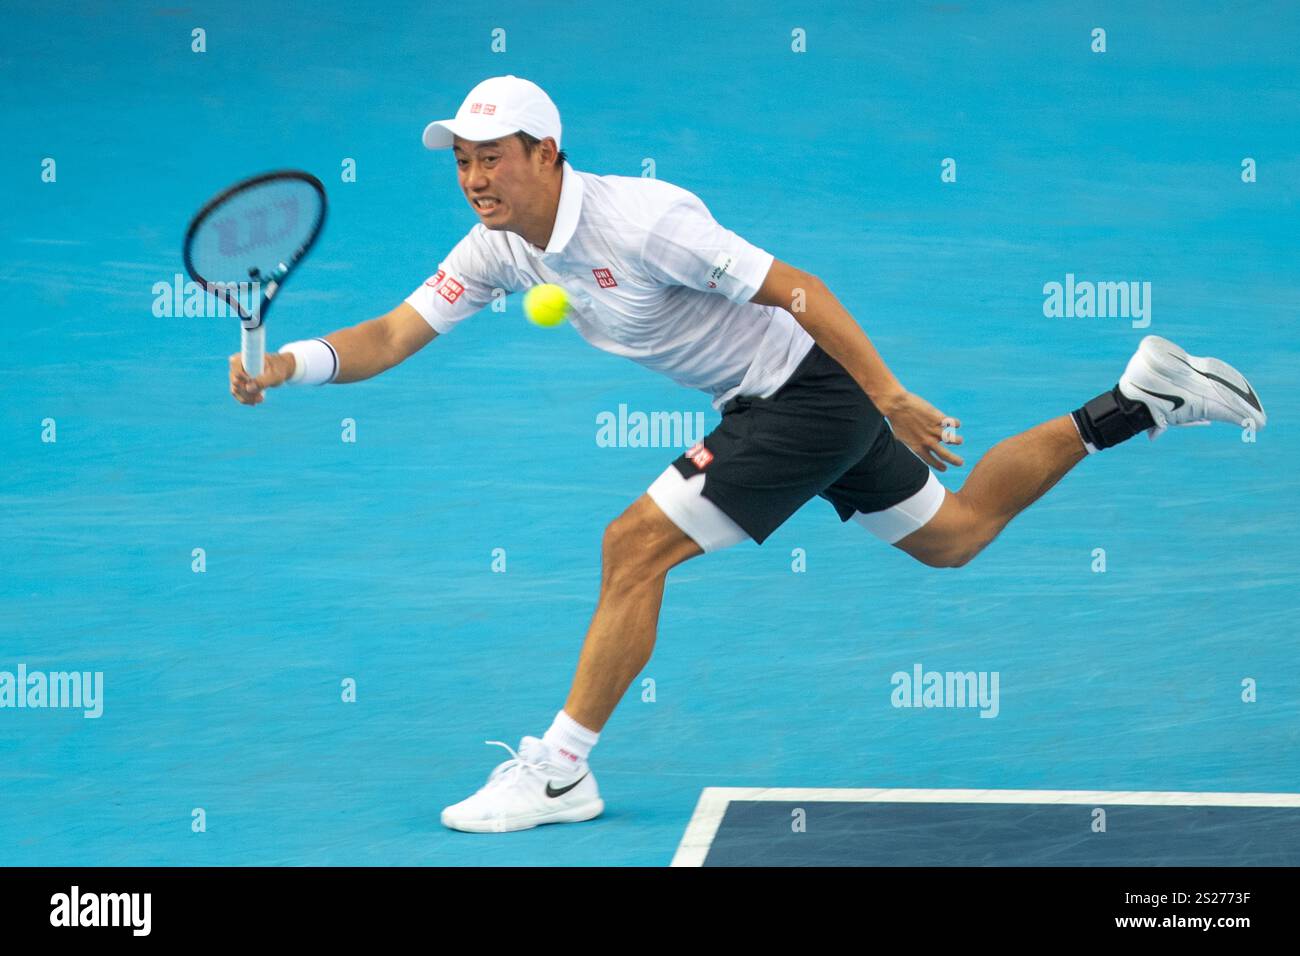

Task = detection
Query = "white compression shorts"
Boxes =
[646,465,946,553]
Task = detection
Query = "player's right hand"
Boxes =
[229,352,294,405]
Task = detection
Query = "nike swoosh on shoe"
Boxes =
[545,773,588,798]
[1132,384,1184,411]
[1170,355,1262,412]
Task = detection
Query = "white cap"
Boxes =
[422,75,562,150]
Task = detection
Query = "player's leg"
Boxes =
[879,336,1267,567]
[561,491,707,732]
[440,346,878,832]
[440,469,749,833]
[891,415,1084,568]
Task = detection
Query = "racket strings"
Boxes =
[188,178,324,289]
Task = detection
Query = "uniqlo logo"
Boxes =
[592,268,617,288]
[438,277,465,304]
[709,253,734,282]
[482,104,496,115]
[424,269,446,288]
[687,442,713,470]
[469,102,483,114]
[707,253,733,290]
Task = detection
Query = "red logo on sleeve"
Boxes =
[424,269,446,288]
[592,268,617,288]
[438,277,465,304]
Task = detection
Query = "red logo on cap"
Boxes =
[469,102,482,114]
[482,104,496,115]
[592,268,617,288]
[438,277,465,304]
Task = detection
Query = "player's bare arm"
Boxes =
[229,302,438,405]
[751,258,965,471]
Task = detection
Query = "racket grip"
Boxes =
[242,323,266,379]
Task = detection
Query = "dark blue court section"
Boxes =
[703,801,1300,866]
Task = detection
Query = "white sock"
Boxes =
[542,710,599,770]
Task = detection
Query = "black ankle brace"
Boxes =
[1071,385,1157,450]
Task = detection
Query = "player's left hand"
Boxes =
[877,390,965,471]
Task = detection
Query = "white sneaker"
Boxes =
[441,736,604,833]
[1118,335,1266,440]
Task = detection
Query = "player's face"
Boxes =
[453,135,550,232]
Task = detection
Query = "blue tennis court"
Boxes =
[2,1,1296,866]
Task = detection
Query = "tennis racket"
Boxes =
[183,170,327,378]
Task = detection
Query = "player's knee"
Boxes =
[946,546,979,569]
[932,497,1000,568]
[910,547,965,569]
[942,526,998,568]
[908,527,992,569]
[601,507,674,582]
[909,547,971,569]
[601,515,632,560]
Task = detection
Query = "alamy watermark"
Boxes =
[1043,273,1151,328]
[596,404,708,448]
[0,664,103,718]
[152,274,262,320]
[50,886,150,936]
[890,663,999,718]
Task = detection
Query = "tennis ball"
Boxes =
[523,283,570,328]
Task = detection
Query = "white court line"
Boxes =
[670,787,1300,867]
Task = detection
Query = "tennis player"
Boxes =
[229,76,1267,833]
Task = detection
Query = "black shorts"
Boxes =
[669,343,932,544]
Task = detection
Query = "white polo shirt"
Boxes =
[405,162,814,410]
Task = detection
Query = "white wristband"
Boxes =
[280,338,339,385]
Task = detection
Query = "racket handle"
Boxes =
[242,323,266,379]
